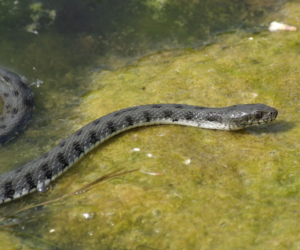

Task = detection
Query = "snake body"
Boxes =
[0,69,278,203]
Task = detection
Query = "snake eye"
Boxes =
[254,111,263,119]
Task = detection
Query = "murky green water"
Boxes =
[0,0,298,249]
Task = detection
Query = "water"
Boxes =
[0,0,296,249]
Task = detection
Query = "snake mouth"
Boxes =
[241,117,276,127]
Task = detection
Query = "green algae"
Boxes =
[2,1,300,250]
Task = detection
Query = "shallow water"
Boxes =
[0,0,298,249]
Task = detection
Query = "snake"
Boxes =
[0,68,278,204]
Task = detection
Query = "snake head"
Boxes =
[228,103,278,130]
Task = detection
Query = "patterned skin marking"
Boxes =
[88,131,98,144]
[12,108,18,115]
[73,141,84,157]
[184,111,194,120]
[143,111,152,122]
[41,164,52,179]
[76,130,83,136]
[24,98,34,107]
[126,107,138,112]
[0,69,35,145]
[163,110,173,119]
[113,108,138,117]
[14,167,24,173]
[25,172,37,190]
[106,121,116,134]
[124,116,134,126]
[59,140,66,147]
[57,153,69,169]
[3,182,15,199]
[205,112,223,122]
[174,105,183,109]
[152,105,161,108]
[3,76,10,83]
[93,118,101,125]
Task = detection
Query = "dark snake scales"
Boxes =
[0,68,278,203]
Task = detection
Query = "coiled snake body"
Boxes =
[0,69,278,203]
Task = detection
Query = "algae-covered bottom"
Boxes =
[2,3,300,250]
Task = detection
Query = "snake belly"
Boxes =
[0,69,278,203]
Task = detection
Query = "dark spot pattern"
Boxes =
[24,172,37,190]
[0,125,6,129]
[41,164,52,179]
[59,140,66,147]
[172,118,179,122]
[143,111,152,122]
[24,98,34,107]
[43,153,49,159]
[12,108,18,115]
[88,130,98,144]
[76,130,83,136]
[3,182,15,199]
[57,153,68,169]
[113,107,138,117]
[18,80,28,89]
[174,105,183,109]
[0,69,34,144]
[15,167,24,173]
[205,112,223,122]
[113,110,127,117]
[93,118,101,125]
[195,107,205,110]
[163,110,173,119]
[152,105,161,108]
[106,121,116,134]
[127,107,138,112]
[184,111,194,120]
[3,76,10,83]
[73,141,84,157]
[125,116,134,126]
